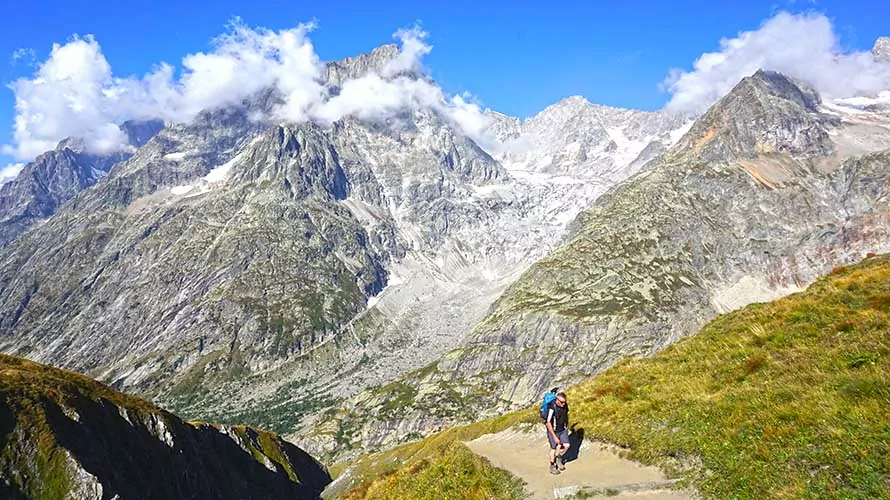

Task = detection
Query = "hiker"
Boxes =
[544,391,570,474]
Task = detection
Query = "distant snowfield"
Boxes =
[824,92,890,117]
[821,94,890,157]
[833,91,890,108]
[167,136,263,198]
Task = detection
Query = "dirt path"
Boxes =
[465,428,696,500]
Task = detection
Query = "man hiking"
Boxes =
[544,391,570,474]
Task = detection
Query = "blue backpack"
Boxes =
[539,390,558,421]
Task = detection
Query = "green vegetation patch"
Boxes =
[342,442,524,500]
[328,412,535,498]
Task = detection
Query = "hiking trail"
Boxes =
[465,428,696,500]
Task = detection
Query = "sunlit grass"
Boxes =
[342,442,524,500]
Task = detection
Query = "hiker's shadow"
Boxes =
[564,425,584,462]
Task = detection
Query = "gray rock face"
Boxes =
[324,44,401,87]
[873,37,890,62]
[487,95,691,179]
[0,120,163,246]
[329,70,890,456]
[0,148,122,246]
[121,119,166,148]
[0,118,390,381]
[0,96,510,434]
[673,70,838,162]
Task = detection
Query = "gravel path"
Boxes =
[465,428,696,500]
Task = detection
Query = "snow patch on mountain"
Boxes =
[833,91,890,108]
[204,155,241,183]
[168,136,262,197]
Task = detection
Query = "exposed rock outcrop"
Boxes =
[873,37,890,62]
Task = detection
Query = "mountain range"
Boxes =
[0,43,690,441]
[0,35,888,474]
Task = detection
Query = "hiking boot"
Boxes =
[549,463,560,475]
[556,456,566,470]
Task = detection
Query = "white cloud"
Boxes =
[663,12,890,113]
[3,36,140,159]
[382,27,432,76]
[173,21,325,123]
[0,163,24,184]
[3,22,492,161]
[10,48,36,66]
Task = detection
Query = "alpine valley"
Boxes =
[0,41,691,449]
[0,27,889,499]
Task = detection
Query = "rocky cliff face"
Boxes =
[329,70,890,455]
[0,354,330,500]
[324,44,402,86]
[0,120,163,246]
[873,37,890,62]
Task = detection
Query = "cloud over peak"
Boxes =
[3,22,491,161]
[663,12,890,113]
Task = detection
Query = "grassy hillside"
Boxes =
[327,412,531,499]
[337,254,890,499]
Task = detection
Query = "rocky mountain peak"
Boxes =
[553,95,593,109]
[873,37,890,62]
[367,43,401,62]
[675,69,838,161]
[749,69,822,109]
[121,119,166,148]
[55,136,88,154]
[324,43,405,87]
[54,119,165,154]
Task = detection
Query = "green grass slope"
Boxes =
[337,253,890,499]
[342,442,524,500]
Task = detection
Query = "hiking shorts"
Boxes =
[547,428,570,450]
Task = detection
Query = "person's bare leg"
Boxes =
[557,442,569,470]
[548,447,561,474]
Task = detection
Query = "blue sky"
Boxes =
[2,0,889,166]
